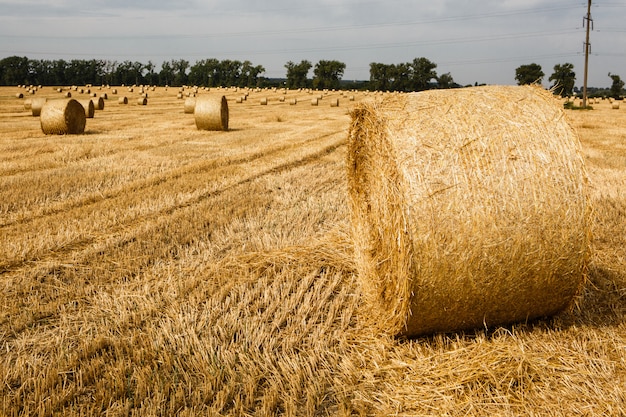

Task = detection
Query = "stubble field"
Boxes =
[0,85,624,416]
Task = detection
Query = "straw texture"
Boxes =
[30,98,47,116]
[40,98,86,135]
[194,95,229,131]
[347,85,591,337]
[184,97,196,113]
[78,99,95,118]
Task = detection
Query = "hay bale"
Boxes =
[289,98,297,105]
[260,97,268,105]
[184,97,196,113]
[30,98,48,116]
[78,99,95,118]
[15,92,23,99]
[40,99,86,135]
[612,102,620,109]
[118,96,128,105]
[92,96,105,110]
[311,98,319,106]
[137,97,147,105]
[194,95,228,131]
[64,92,72,98]
[330,98,339,107]
[347,85,591,337]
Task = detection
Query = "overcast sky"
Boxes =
[0,0,624,88]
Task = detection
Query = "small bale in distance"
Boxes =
[92,96,105,110]
[118,96,128,105]
[78,99,95,118]
[311,98,319,106]
[330,98,339,107]
[194,95,228,131]
[184,97,196,113]
[347,85,591,337]
[15,92,23,99]
[260,97,268,105]
[137,97,147,105]
[30,98,48,116]
[612,102,620,109]
[40,98,86,135]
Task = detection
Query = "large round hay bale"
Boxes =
[92,96,105,110]
[40,99,86,135]
[184,97,196,113]
[30,98,48,116]
[194,95,228,131]
[78,99,95,118]
[347,85,591,337]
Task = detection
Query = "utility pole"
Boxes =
[583,0,592,108]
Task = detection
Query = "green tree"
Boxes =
[410,57,437,91]
[369,62,390,91]
[549,63,576,97]
[609,73,624,99]
[285,60,312,89]
[515,63,544,85]
[312,60,346,90]
[0,56,30,85]
[437,72,455,89]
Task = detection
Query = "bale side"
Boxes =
[118,96,128,105]
[194,95,228,131]
[40,99,86,135]
[347,85,591,337]
[92,96,105,110]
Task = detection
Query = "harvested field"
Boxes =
[0,86,624,416]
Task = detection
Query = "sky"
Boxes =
[0,0,624,88]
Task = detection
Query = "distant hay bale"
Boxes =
[612,102,620,109]
[92,96,105,110]
[184,97,196,113]
[349,95,355,101]
[330,98,339,107]
[235,97,243,103]
[118,96,128,105]
[40,99,86,135]
[137,97,147,105]
[64,92,72,98]
[177,92,183,99]
[30,98,48,116]
[347,85,591,337]
[260,97,268,105]
[77,99,95,118]
[311,98,319,106]
[112,89,118,94]
[100,93,108,100]
[279,95,285,102]
[289,98,297,105]
[15,92,23,99]
[24,98,32,110]
[194,95,228,131]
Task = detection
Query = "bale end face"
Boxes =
[194,95,229,131]
[40,99,86,135]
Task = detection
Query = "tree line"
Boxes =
[2,55,622,96]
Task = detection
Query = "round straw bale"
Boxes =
[289,98,297,105]
[16,92,23,99]
[311,98,319,106]
[194,95,228,131]
[235,97,243,103]
[40,99,86,135]
[24,98,32,110]
[137,97,147,105]
[64,92,72,98]
[112,89,118,94]
[77,99,95,118]
[347,85,591,337]
[184,97,196,113]
[260,97,268,105]
[330,98,339,107]
[612,102,620,109]
[118,96,128,104]
[100,93,108,100]
[92,96,105,110]
[30,98,48,116]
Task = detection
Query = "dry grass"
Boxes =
[0,86,624,416]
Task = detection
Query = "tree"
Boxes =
[0,56,30,85]
[515,63,544,85]
[410,57,437,91]
[437,72,455,89]
[608,73,624,99]
[369,62,390,91]
[549,63,576,97]
[312,60,346,90]
[285,60,312,89]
